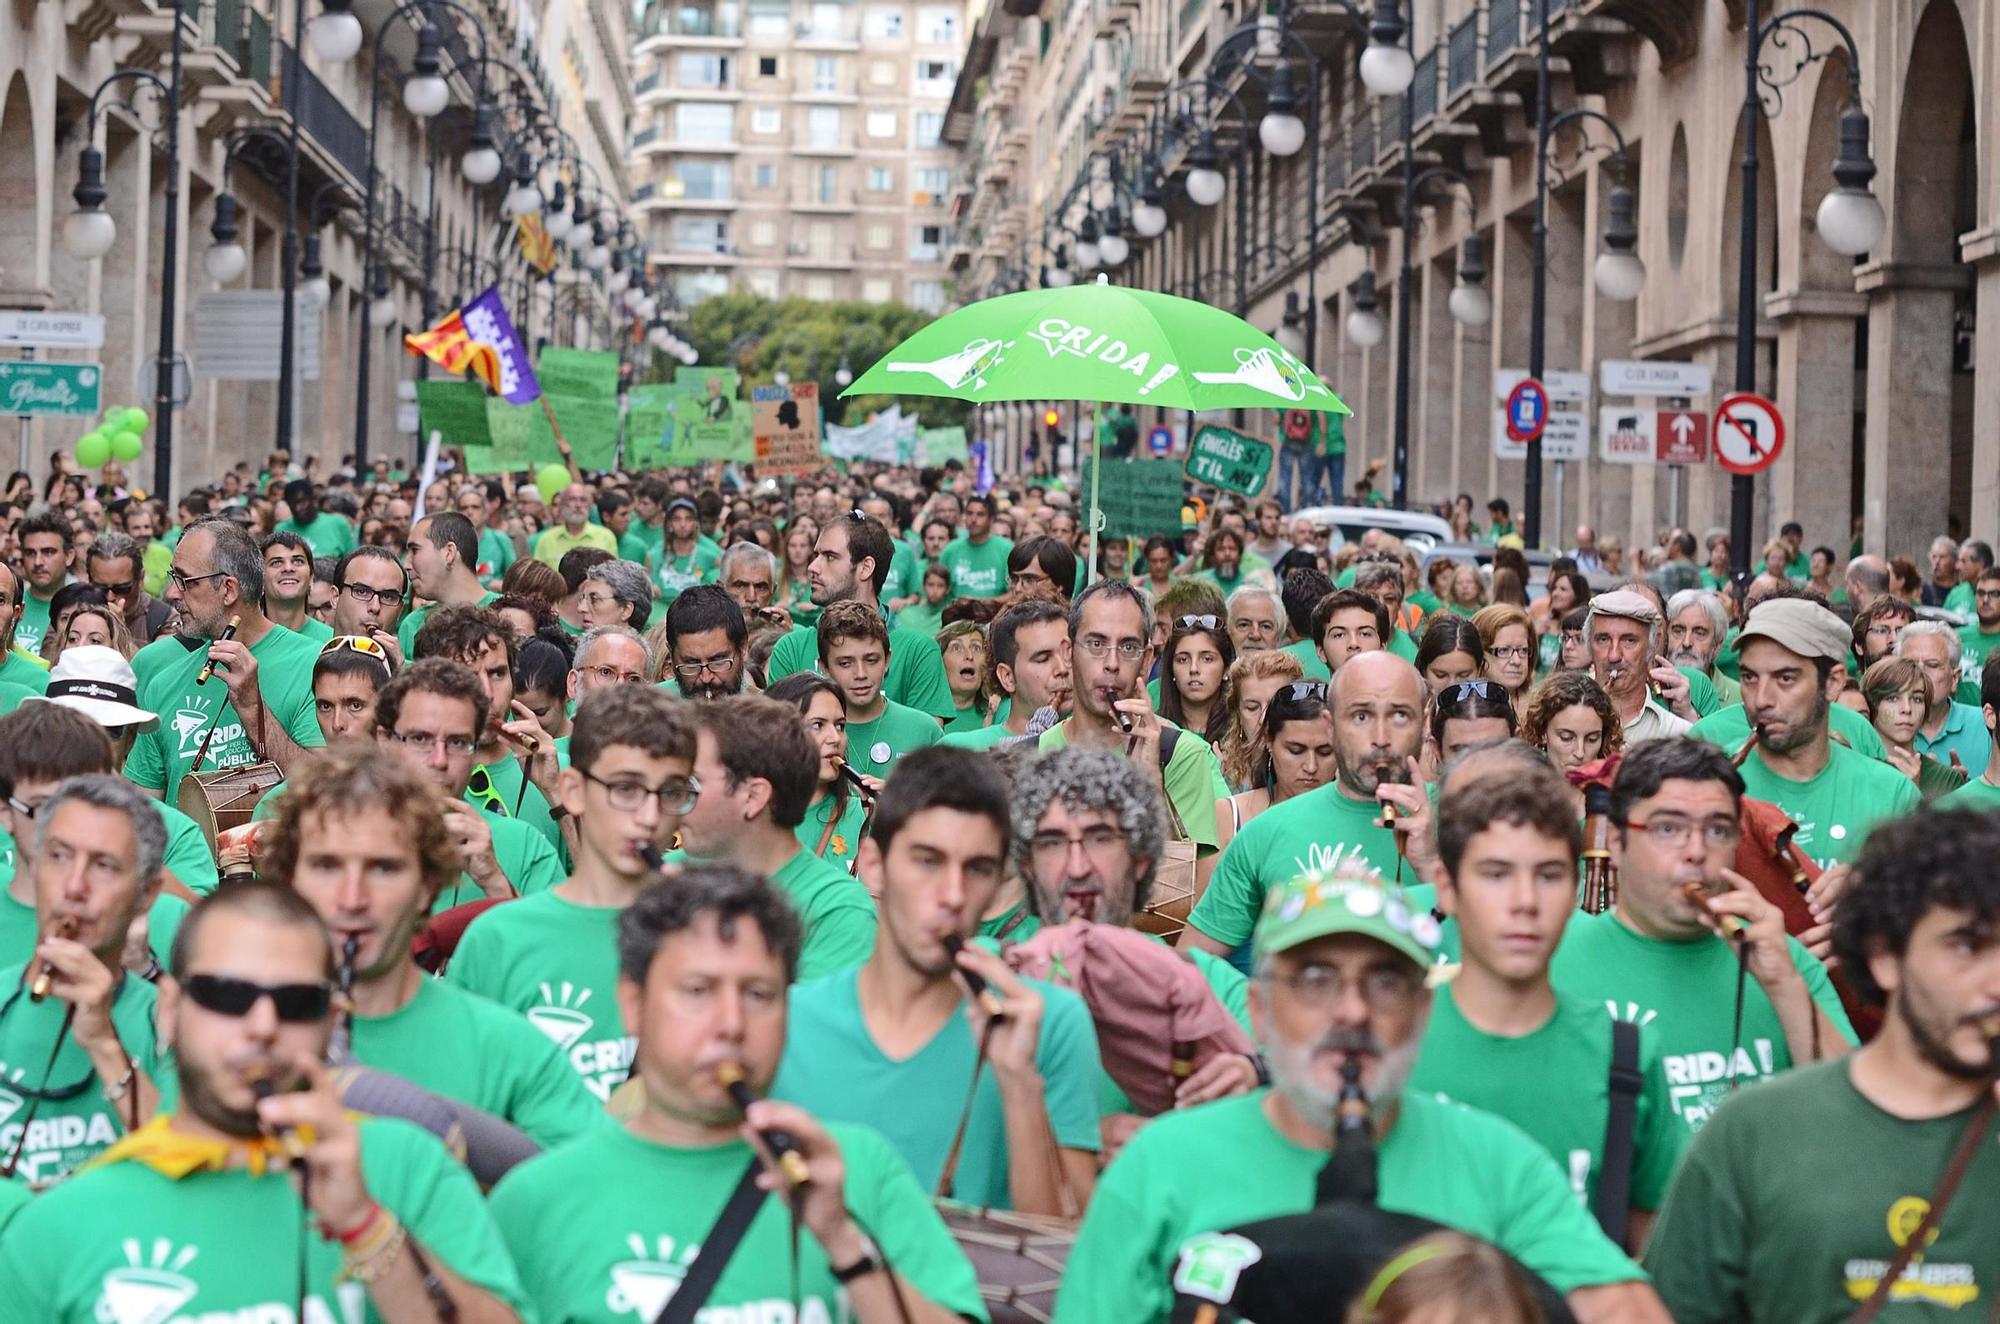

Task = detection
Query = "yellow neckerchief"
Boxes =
[87,1114,319,1179]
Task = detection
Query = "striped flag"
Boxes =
[516,213,557,273]
[403,287,541,405]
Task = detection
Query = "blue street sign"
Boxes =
[1506,377,1550,442]
[1147,425,1173,456]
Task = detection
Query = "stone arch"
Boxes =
[0,71,44,300]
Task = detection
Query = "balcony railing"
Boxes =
[641,5,742,38]
[632,125,661,147]
[1447,14,1479,96]
[1487,0,1521,63]
[1175,0,1207,46]
[1410,48,1437,121]
[285,42,367,181]
[635,70,662,95]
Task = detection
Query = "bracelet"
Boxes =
[102,1060,136,1103]
[324,1200,383,1246]
[342,1221,409,1285]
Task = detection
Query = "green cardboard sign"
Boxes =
[1185,424,1274,498]
[917,425,969,465]
[1079,458,1185,540]
[414,380,492,449]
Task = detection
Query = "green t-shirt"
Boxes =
[489,1121,985,1324]
[0,798,217,900]
[1955,623,2000,705]
[128,632,193,694]
[979,899,1042,944]
[944,702,987,735]
[766,621,957,720]
[795,790,868,874]
[1680,665,1721,718]
[1939,776,2000,811]
[618,517,664,570]
[939,534,1014,599]
[1039,720,1225,860]
[1943,581,1976,617]
[475,526,517,589]
[664,845,879,981]
[0,1115,528,1319]
[1188,782,1408,962]
[1549,911,1856,1136]
[0,962,167,1186]
[772,963,1102,1209]
[470,754,567,859]
[351,975,603,1150]
[1410,986,1684,1210]
[1644,1059,2000,1324]
[845,699,945,779]
[895,599,945,638]
[940,721,1027,752]
[447,890,634,1102]
[123,624,325,801]
[396,588,501,658]
[882,541,924,605]
[277,510,356,558]
[1731,741,1921,868]
[434,808,566,913]
[1056,1089,1645,1322]
[14,589,61,657]
[1278,637,1331,681]
[646,540,721,605]
[0,647,49,693]
[1689,700,1888,763]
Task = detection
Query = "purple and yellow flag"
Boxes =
[516,213,558,274]
[403,286,541,405]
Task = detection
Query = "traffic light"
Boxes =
[1043,409,1060,429]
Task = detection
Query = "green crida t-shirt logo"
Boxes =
[94,1240,367,1324]
[529,981,635,1103]
[606,1233,697,1319]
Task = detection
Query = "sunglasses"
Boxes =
[1178,614,1219,630]
[1280,680,1328,703]
[183,973,333,1023]
[321,634,389,660]
[1440,679,1505,705]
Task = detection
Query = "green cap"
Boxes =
[1252,865,1441,968]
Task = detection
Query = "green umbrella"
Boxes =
[842,277,1350,577]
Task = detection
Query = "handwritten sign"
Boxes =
[751,382,822,476]
[1185,424,1273,497]
[1080,458,1185,539]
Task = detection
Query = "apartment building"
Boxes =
[628,0,966,310]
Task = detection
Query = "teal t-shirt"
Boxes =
[0,1116,528,1318]
[1688,700,1888,763]
[795,790,868,874]
[939,534,1014,599]
[123,623,326,801]
[1955,623,2000,705]
[14,589,62,656]
[475,526,517,589]
[1278,637,1331,681]
[940,721,1027,752]
[645,541,721,606]
[1549,910,1857,1136]
[1056,1089,1644,1322]
[845,698,945,779]
[766,621,956,720]
[277,510,357,558]
[396,588,501,658]
[1731,741,1921,868]
[490,1121,985,1324]
[0,647,49,693]
[772,963,1102,1209]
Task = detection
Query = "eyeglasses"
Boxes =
[1977,589,2000,601]
[7,794,45,820]
[1488,645,1533,662]
[1028,825,1128,860]
[182,974,333,1023]
[1177,614,1219,630]
[579,663,648,686]
[168,568,229,593]
[674,655,739,677]
[1440,680,1505,705]
[342,582,401,607]
[94,578,137,598]
[387,729,479,756]
[582,769,701,814]
[1076,636,1145,660]
[321,634,389,660]
[1280,680,1328,703]
[1622,816,1742,851]
[1267,962,1419,1012]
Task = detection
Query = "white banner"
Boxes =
[825,404,918,463]
[191,291,322,382]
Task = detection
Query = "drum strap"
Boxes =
[1848,1094,1997,1324]
[934,1017,1081,1220]
[654,1159,769,1324]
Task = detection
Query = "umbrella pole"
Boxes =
[1085,399,1102,587]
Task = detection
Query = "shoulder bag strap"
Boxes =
[1849,1095,1997,1324]
[1128,724,1191,843]
[1592,1017,1644,1246]
[655,1159,771,1324]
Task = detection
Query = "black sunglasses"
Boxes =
[183,974,333,1023]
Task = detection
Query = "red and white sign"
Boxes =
[1656,410,1707,465]
[1712,393,1785,476]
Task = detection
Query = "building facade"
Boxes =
[0,0,629,491]
[949,0,2000,559]
[628,0,967,311]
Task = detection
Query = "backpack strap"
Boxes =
[1592,1017,1644,1246]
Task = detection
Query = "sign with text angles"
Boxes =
[1185,424,1274,497]
[751,380,822,476]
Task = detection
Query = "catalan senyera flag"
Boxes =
[403,286,541,405]
[516,213,558,274]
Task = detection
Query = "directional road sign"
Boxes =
[0,360,100,416]
[1506,377,1550,442]
[1600,359,1712,398]
[0,311,105,350]
[1147,425,1173,457]
[1713,393,1785,476]
[1656,410,1708,465]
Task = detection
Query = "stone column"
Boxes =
[1961,230,2000,545]
[1858,262,1964,558]
[1766,289,1864,555]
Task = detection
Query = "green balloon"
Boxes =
[535,463,570,504]
[121,407,151,433]
[110,429,144,462]
[75,431,110,467]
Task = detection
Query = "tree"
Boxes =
[684,293,969,428]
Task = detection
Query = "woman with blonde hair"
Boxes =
[53,601,135,661]
[1471,602,1536,708]
[1862,655,1968,801]
[1217,649,1305,791]
[1346,1231,1547,1324]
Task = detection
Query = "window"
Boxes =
[868,166,895,192]
[807,221,836,256]
[674,103,736,144]
[805,275,835,300]
[913,111,944,147]
[915,166,950,197]
[862,278,892,302]
[909,280,943,311]
[813,56,839,92]
[816,164,838,203]
[868,60,896,86]
[751,105,781,134]
[748,270,781,298]
[913,58,955,93]
[809,2,843,38]
[676,53,730,88]
[754,162,778,188]
[808,107,842,148]
[751,221,776,246]
[672,218,731,254]
[916,7,958,44]
[866,110,896,139]
[676,272,731,303]
[863,7,902,38]
[674,160,733,200]
[910,223,944,260]
[747,0,788,36]
[866,223,892,249]
[757,55,780,77]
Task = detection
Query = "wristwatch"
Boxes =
[830,1238,882,1284]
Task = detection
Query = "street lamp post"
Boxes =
[1731,4,1884,585]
